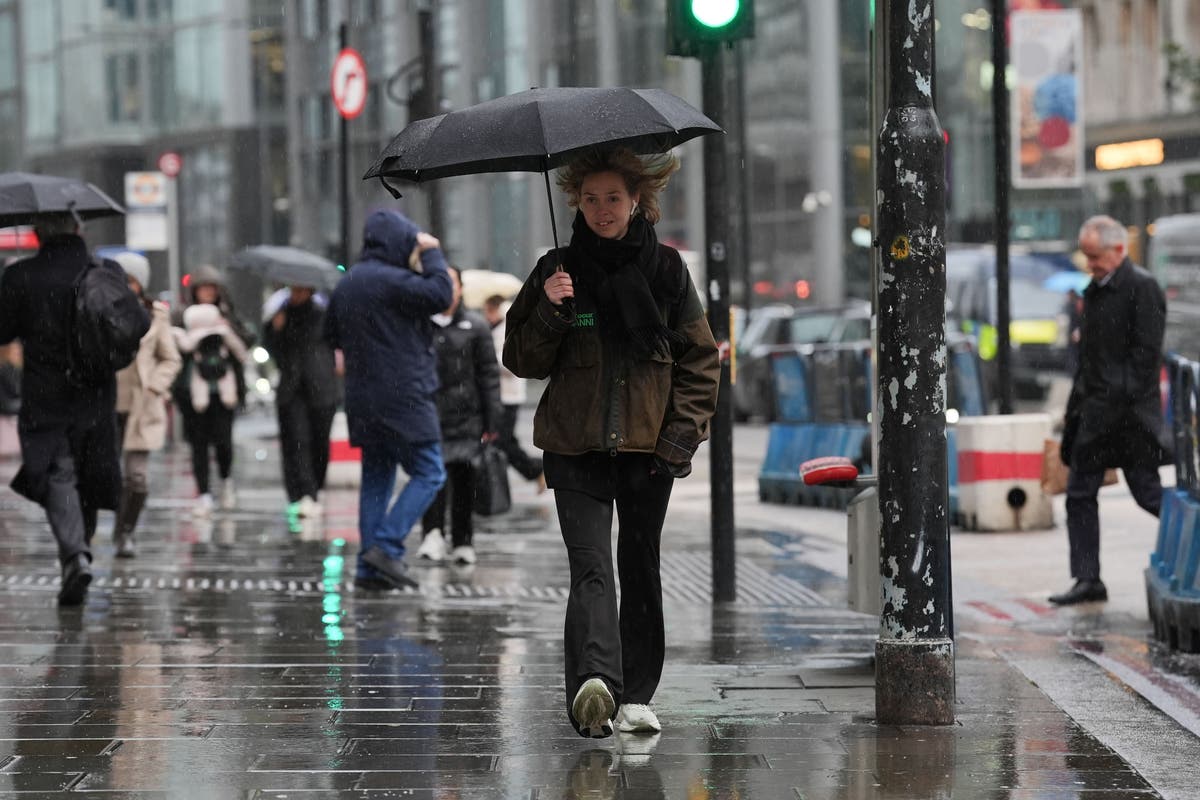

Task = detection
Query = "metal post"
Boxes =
[734,41,752,312]
[166,175,180,307]
[875,0,955,726]
[701,45,736,603]
[991,0,1013,414]
[338,22,350,270]
[417,4,443,235]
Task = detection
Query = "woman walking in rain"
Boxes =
[503,147,719,738]
[172,269,250,517]
[112,252,182,558]
[262,284,339,520]
[416,266,503,565]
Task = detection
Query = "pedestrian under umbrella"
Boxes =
[503,147,720,739]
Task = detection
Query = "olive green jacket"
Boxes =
[502,246,719,465]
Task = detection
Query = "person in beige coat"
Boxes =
[112,252,182,558]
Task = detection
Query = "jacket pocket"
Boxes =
[628,352,675,436]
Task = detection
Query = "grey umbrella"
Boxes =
[0,172,125,228]
[363,86,723,254]
[229,245,342,291]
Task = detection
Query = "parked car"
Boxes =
[733,301,872,421]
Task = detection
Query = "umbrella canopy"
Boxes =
[459,269,523,310]
[364,86,723,186]
[229,245,342,291]
[0,172,124,228]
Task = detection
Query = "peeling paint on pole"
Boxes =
[874,0,955,726]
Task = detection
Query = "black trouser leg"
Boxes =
[556,488,623,733]
[1124,465,1163,518]
[1066,468,1106,581]
[189,409,213,495]
[615,469,673,705]
[421,486,447,537]
[498,405,542,480]
[44,452,90,566]
[210,405,235,480]
[277,399,312,503]
[448,461,475,548]
[309,405,336,495]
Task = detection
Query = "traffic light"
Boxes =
[667,0,755,57]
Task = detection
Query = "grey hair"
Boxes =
[33,213,79,239]
[1079,215,1128,248]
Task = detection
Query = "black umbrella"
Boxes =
[0,172,125,228]
[363,86,723,253]
[229,245,342,291]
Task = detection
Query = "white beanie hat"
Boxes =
[113,251,150,289]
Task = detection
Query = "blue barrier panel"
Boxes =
[1171,500,1200,596]
[772,353,812,423]
[1153,489,1187,579]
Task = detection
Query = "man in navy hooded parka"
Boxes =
[325,209,453,589]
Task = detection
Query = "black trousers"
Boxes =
[1066,465,1162,581]
[555,465,674,735]
[498,404,542,481]
[188,402,234,495]
[421,460,475,547]
[277,399,336,503]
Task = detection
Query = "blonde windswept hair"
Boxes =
[556,148,680,225]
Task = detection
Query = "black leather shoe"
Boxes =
[1049,579,1108,606]
[361,547,419,590]
[353,576,394,592]
[58,554,93,606]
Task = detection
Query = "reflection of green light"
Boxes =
[324,624,344,643]
[323,594,341,613]
[322,612,340,624]
[323,554,344,575]
[326,695,344,709]
[332,538,345,548]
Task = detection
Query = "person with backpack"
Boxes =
[503,149,719,738]
[0,213,149,605]
[261,284,339,520]
[174,302,248,517]
[111,252,182,558]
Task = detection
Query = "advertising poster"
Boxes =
[1011,9,1085,188]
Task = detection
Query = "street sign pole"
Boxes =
[701,44,736,603]
[166,177,180,306]
[875,0,955,725]
[338,22,350,270]
[992,0,1013,415]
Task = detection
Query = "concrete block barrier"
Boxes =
[955,413,1054,531]
[325,410,361,488]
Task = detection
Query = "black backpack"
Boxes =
[65,258,151,387]
[193,333,230,382]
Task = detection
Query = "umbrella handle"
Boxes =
[542,170,565,273]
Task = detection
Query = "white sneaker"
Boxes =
[572,678,615,738]
[450,545,477,565]
[192,493,214,518]
[219,479,237,510]
[616,703,662,733]
[416,529,446,561]
[297,495,322,518]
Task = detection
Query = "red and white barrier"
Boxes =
[956,413,1054,531]
[325,410,361,487]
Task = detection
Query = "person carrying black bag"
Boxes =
[261,285,339,520]
[503,148,719,739]
[417,266,503,566]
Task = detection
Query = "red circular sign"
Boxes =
[157,151,182,178]
[331,48,368,120]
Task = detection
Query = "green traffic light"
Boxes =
[690,0,740,28]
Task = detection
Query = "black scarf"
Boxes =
[567,211,686,359]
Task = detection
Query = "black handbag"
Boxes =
[472,443,512,516]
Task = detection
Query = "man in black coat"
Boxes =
[1054,215,1168,605]
[0,215,122,605]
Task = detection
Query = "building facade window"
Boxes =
[0,11,15,92]
[105,51,140,124]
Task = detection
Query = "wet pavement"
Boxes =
[0,411,1190,798]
